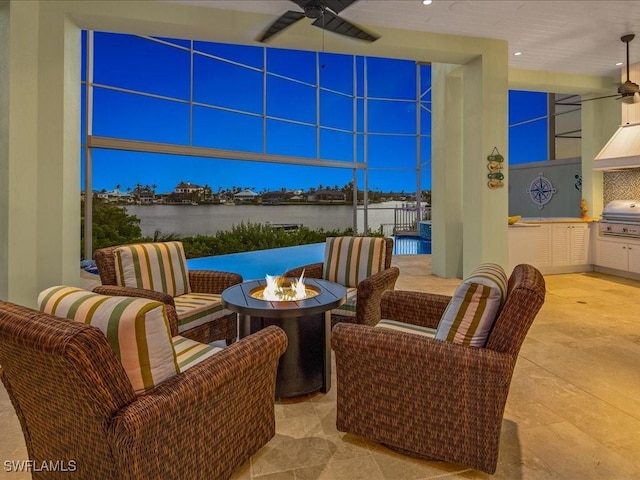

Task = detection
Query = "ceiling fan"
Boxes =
[257,0,379,44]
[581,34,639,104]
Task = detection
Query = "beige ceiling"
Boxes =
[182,0,640,78]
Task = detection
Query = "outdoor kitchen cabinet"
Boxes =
[551,223,590,267]
[531,222,591,273]
[534,224,553,269]
[595,238,640,274]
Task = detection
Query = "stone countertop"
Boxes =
[519,217,600,224]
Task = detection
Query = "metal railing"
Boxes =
[359,204,431,237]
[393,205,431,235]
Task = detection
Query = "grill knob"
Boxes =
[607,226,612,231]
[623,227,628,233]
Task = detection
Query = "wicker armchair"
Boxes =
[94,243,241,344]
[284,237,399,327]
[331,264,546,474]
[0,300,287,480]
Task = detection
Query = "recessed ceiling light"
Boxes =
[514,52,522,56]
[616,62,623,66]
[422,0,433,5]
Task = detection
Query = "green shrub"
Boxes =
[81,199,142,258]
[178,222,359,258]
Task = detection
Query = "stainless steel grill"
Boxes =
[600,200,640,237]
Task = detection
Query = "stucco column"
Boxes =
[1,1,40,304]
[432,48,509,278]
[581,98,619,217]
[461,52,509,277]
[0,2,80,306]
[431,63,464,278]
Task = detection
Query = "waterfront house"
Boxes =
[308,189,347,203]
[174,181,204,195]
[233,189,259,203]
[136,187,155,205]
[261,191,288,205]
[172,182,204,204]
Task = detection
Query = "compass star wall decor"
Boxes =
[527,174,556,209]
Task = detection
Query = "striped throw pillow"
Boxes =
[323,237,387,288]
[38,286,179,394]
[114,241,191,297]
[435,263,508,347]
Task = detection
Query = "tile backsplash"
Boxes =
[603,168,640,204]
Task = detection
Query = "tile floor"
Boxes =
[2,255,640,479]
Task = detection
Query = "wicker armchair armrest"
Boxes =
[355,267,400,326]
[283,262,324,279]
[92,286,179,337]
[380,290,451,329]
[188,270,243,294]
[92,285,175,306]
[108,325,287,480]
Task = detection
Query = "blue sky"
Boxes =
[82,32,548,195]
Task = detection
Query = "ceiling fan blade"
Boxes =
[258,10,306,43]
[311,10,379,42]
[580,94,621,103]
[291,0,359,15]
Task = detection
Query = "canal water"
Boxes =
[126,201,408,237]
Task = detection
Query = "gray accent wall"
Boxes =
[509,161,640,217]
[509,158,583,217]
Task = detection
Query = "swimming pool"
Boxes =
[187,243,325,281]
[393,236,432,255]
[186,237,431,280]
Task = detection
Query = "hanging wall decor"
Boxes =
[487,147,504,189]
[527,173,556,209]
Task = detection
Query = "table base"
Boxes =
[240,312,331,398]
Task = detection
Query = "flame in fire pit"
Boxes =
[252,270,319,301]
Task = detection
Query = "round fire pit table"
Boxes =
[221,278,346,398]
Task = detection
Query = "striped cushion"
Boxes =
[172,335,222,372]
[376,319,437,338]
[38,286,178,394]
[174,293,232,334]
[323,237,387,288]
[435,263,508,347]
[330,287,357,318]
[114,241,191,297]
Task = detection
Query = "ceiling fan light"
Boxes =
[304,3,324,19]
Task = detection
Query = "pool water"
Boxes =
[393,236,432,255]
[187,243,326,281]
[186,237,431,281]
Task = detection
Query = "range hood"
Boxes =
[594,121,640,170]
